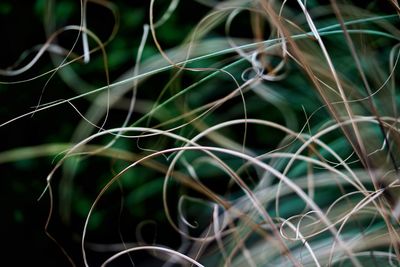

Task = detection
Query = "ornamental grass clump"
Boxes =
[1,0,399,266]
